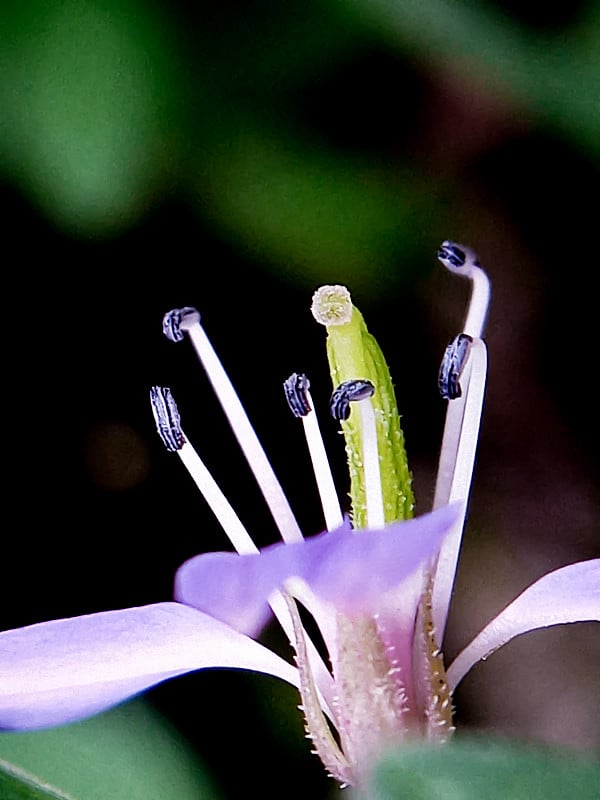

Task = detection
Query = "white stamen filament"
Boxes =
[357,398,385,530]
[300,389,344,531]
[431,341,487,636]
[175,431,337,715]
[184,321,304,544]
[463,263,490,339]
[433,372,469,512]
[432,242,490,637]
[159,324,339,715]
[177,439,259,555]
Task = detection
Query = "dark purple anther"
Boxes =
[438,333,473,400]
[329,379,375,421]
[284,373,312,418]
[150,386,186,451]
[162,307,201,343]
[437,240,481,272]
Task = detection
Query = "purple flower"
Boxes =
[1,245,598,788]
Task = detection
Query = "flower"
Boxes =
[1,243,598,788]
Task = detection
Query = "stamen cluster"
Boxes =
[149,242,490,785]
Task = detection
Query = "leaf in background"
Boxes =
[0,699,221,800]
[330,0,600,163]
[359,738,600,800]
[197,117,440,291]
[0,0,185,236]
[0,759,75,800]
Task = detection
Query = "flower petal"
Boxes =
[175,504,460,633]
[0,602,299,731]
[447,559,600,690]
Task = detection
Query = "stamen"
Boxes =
[163,309,303,544]
[432,340,487,636]
[436,241,474,271]
[329,379,375,422]
[162,307,201,343]
[283,373,312,418]
[438,333,473,400]
[150,386,186,452]
[150,386,337,707]
[283,374,343,531]
[330,381,384,530]
[432,239,490,638]
[150,386,257,556]
[437,240,490,339]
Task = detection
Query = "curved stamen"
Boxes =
[163,309,303,545]
[330,380,384,530]
[437,240,490,339]
[284,374,344,531]
[432,239,490,638]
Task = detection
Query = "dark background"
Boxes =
[1,1,599,797]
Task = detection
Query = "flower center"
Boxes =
[150,241,491,788]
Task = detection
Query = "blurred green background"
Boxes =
[1,0,598,797]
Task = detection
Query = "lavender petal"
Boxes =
[0,602,299,731]
[447,559,600,690]
[175,504,460,633]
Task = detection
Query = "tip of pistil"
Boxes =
[311,285,353,327]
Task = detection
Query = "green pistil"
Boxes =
[311,285,414,527]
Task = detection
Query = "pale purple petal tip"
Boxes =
[0,602,298,731]
[447,559,600,690]
[175,504,460,632]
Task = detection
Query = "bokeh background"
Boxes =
[1,0,599,797]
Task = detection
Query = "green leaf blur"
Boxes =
[0,699,221,800]
[1,0,599,280]
[360,738,600,800]
[0,760,74,800]
[0,0,183,235]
